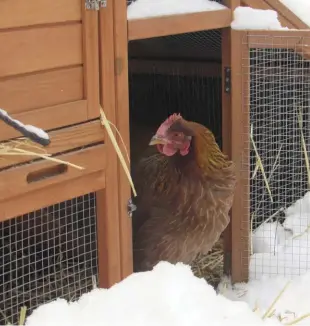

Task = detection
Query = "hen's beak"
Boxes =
[149,135,166,146]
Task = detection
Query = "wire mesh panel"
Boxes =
[240,33,310,280]
[0,193,98,324]
[129,29,222,61]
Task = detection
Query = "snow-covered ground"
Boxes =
[25,262,283,326]
[127,0,226,20]
[251,191,310,280]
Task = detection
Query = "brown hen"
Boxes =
[132,113,237,272]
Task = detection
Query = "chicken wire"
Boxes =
[241,34,310,279]
[129,61,222,146]
[0,192,98,325]
[129,29,222,61]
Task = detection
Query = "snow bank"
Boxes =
[220,272,310,325]
[251,191,310,280]
[25,262,281,326]
[127,0,226,20]
[280,0,310,27]
[231,7,288,30]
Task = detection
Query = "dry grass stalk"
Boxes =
[99,107,137,197]
[262,281,290,320]
[297,108,310,188]
[18,306,27,326]
[191,238,224,286]
[250,124,273,203]
[0,139,84,170]
[285,313,310,326]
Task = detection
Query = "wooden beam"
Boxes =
[98,0,122,288]
[128,9,232,41]
[230,30,250,283]
[264,0,309,30]
[113,0,133,280]
[0,144,106,202]
[0,171,105,222]
[0,120,104,170]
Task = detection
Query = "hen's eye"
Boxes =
[174,132,182,137]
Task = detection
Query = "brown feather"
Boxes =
[132,117,237,272]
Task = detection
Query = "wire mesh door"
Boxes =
[0,193,98,324]
[238,30,310,282]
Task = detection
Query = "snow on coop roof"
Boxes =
[127,0,226,20]
[25,261,281,326]
[280,0,310,28]
[231,6,288,30]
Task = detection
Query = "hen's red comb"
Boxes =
[167,113,182,123]
[156,113,182,136]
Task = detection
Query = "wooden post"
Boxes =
[230,30,250,283]
[221,0,241,280]
[97,1,122,288]
[113,0,133,279]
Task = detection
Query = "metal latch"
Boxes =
[127,198,137,218]
[85,0,107,10]
[224,67,231,94]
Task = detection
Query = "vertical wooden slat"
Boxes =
[97,2,122,287]
[230,30,250,283]
[113,0,133,279]
[221,0,240,279]
[82,5,100,119]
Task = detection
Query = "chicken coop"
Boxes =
[0,0,309,323]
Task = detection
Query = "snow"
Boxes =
[231,7,288,30]
[0,108,49,141]
[280,0,310,27]
[250,191,310,280]
[220,272,310,325]
[127,0,226,20]
[26,262,281,326]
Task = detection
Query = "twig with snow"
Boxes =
[0,108,50,146]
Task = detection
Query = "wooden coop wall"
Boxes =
[231,30,310,283]
[0,0,132,323]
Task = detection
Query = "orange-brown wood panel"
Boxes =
[113,0,133,280]
[0,120,104,170]
[230,31,250,283]
[97,2,122,287]
[0,24,83,78]
[221,0,239,279]
[0,144,106,201]
[0,67,84,114]
[0,100,88,141]
[128,9,232,40]
[0,171,105,222]
[82,8,100,119]
[0,0,82,29]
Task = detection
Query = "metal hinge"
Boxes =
[127,198,137,218]
[85,0,107,10]
[224,67,231,94]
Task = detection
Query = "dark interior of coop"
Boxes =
[0,30,225,325]
[128,30,225,280]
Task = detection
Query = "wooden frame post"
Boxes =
[97,2,122,288]
[113,0,133,279]
[221,0,243,281]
